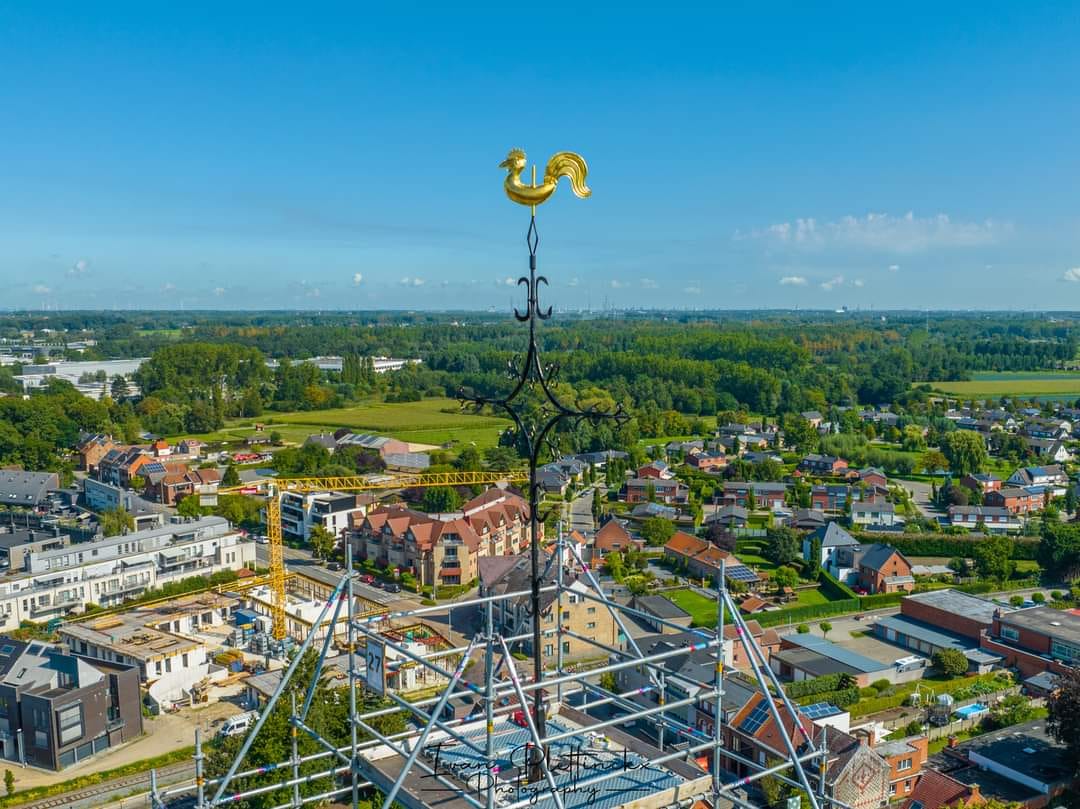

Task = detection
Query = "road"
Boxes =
[900,479,945,521]
[254,544,412,607]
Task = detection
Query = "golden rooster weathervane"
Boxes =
[499,148,591,213]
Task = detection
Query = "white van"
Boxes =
[218,711,258,737]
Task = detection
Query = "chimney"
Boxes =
[967,784,980,801]
[948,735,959,749]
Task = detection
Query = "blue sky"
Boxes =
[2,3,1079,310]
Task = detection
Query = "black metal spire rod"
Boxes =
[460,211,627,782]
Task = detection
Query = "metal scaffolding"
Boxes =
[147,153,865,809]
[149,537,869,809]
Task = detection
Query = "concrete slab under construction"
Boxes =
[359,705,710,809]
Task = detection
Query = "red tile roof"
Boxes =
[901,769,979,809]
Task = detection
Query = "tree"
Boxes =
[482,446,519,470]
[941,431,988,476]
[110,374,130,401]
[764,527,801,567]
[100,507,134,537]
[972,534,1014,581]
[420,486,462,514]
[818,621,832,638]
[221,463,241,487]
[604,551,625,582]
[932,648,968,677]
[1039,521,1080,581]
[1067,487,1078,517]
[129,474,146,492]
[1047,668,1080,775]
[1009,595,1024,607]
[919,450,949,474]
[772,565,799,591]
[2,770,11,797]
[640,517,676,547]
[309,524,336,561]
[599,671,617,693]
[704,522,737,552]
[176,496,206,519]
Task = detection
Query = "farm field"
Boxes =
[169,397,512,449]
[926,371,1080,400]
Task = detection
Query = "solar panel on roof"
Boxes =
[725,565,760,582]
[799,702,840,719]
[739,701,770,734]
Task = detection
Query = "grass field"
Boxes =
[926,371,1080,400]
[666,590,724,627]
[170,397,512,449]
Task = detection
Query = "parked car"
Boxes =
[327,562,342,571]
[385,582,401,593]
[360,574,376,585]
[219,711,259,737]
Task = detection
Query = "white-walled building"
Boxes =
[280,491,370,542]
[0,517,255,632]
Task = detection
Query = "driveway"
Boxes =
[900,478,945,521]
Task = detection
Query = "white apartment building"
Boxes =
[280,491,369,542]
[0,517,255,632]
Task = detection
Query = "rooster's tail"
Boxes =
[544,152,591,198]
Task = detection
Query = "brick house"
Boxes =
[76,434,116,474]
[812,484,853,511]
[685,451,726,472]
[662,531,709,567]
[798,454,849,476]
[857,544,914,594]
[144,466,222,506]
[901,769,983,809]
[980,606,1080,678]
[625,477,688,504]
[983,486,1044,514]
[874,736,928,802]
[722,621,780,671]
[947,505,1022,533]
[721,481,788,510]
[958,473,1002,494]
[592,519,640,557]
[636,460,673,480]
[857,467,888,489]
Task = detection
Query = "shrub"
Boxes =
[904,720,924,736]
[797,624,810,634]
[871,679,892,692]
[1009,595,1024,607]
[1052,590,1065,601]
[1031,592,1045,603]
[933,649,969,678]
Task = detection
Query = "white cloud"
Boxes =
[779,275,808,286]
[738,212,1005,253]
[499,276,518,286]
[69,258,89,275]
[567,277,580,287]
[887,264,900,272]
[853,279,865,287]
[162,282,176,292]
[640,278,658,289]
[1063,268,1080,283]
[820,275,845,291]
[609,280,625,289]
[32,284,51,295]
[305,286,321,298]
[683,285,702,295]
[214,287,226,296]
[352,273,364,286]
[399,277,425,287]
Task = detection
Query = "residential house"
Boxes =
[900,769,982,809]
[481,554,618,664]
[802,523,860,579]
[96,446,151,489]
[874,736,928,802]
[704,505,748,529]
[857,544,914,594]
[0,639,142,769]
[789,508,827,530]
[462,489,532,556]
[630,502,681,520]
[857,467,889,489]
[1025,437,1072,463]
[801,410,824,428]
[0,471,60,510]
[592,519,638,557]
[570,450,627,470]
[685,451,726,472]
[983,486,1043,515]
[811,484,853,511]
[850,500,902,530]
[82,478,167,531]
[625,477,688,505]
[76,433,116,473]
[958,473,1002,494]
[1021,418,1071,440]
[0,529,71,572]
[143,466,221,507]
[721,691,891,808]
[799,454,849,476]
[636,460,673,480]
[721,481,788,510]
[662,533,758,585]
[947,505,1022,533]
[722,621,780,672]
[1007,464,1069,494]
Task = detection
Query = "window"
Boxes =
[34,730,47,749]
[1051,638,1080,663]
[888,785,896,797]
[562,641,570,653]
[543,644,553,657]
[165,658,172,673]
[1001,626,1019,642]
[562,610,570,620]
[586,622,596,630]
[587,607,596,615]
[182,653,189,667]
[897,757,912,771]
[58,704,83,745]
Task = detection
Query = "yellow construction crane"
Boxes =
[216,470,527,639]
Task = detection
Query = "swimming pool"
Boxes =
[954,703,988,720]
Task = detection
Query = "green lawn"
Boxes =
[926,371,1080,400]
[168,397,512,449]
[790,588,830,607]
[666,590,724,627]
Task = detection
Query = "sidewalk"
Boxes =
[5,700,239,792]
